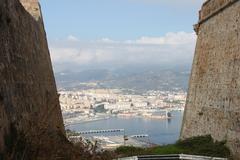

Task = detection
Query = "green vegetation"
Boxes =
[115,135,231,158]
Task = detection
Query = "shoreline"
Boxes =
[65,116,112,127]
[65,110,184,127]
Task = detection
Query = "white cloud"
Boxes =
[134,32,196,45]
[49,32,197,72]
[98,38,118,44]
[67,35,79,42]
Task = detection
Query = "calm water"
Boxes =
[67,111,184,145]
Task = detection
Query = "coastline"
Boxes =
[65,109,184,127]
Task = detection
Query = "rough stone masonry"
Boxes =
[0,0,89,159]
[181,0,240,159]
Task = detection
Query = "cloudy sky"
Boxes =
[39,0,205,72]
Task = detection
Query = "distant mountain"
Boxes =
[55,69,111,82]
[55,66,191,92]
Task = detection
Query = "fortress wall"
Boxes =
[181,0,240,159]
[0,0,79,159]
[20,0,41,20]
[200,0,232,20]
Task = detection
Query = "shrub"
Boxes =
[115,135,231,158]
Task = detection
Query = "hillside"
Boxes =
[55,67,190,92]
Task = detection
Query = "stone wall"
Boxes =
[200,0,232,20]
[20,0,42,20]
[0,0,88,159]
[181,0,240,159]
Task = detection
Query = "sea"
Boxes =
[66,111,184,145]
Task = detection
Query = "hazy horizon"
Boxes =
[39,0,204,72]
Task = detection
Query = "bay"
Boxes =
[66,111,184,145]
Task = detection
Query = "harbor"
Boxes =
[66,111,184,148]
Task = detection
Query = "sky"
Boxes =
[39,0,205,72]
